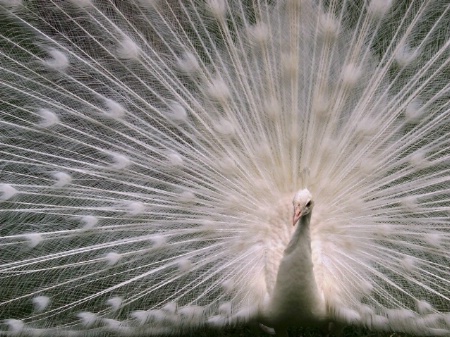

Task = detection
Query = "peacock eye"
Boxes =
[306,201,311,207]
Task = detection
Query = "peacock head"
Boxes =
[292,189,314,226]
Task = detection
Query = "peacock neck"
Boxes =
[262,210,326,328]
[284,212,312,255]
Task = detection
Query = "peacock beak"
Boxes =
[293,206,302,226]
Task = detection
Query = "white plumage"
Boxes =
[260,189,327,336]
[1,0,450,336]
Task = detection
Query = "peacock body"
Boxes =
[1,0,450,336]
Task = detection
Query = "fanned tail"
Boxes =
[0,1,449,336]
